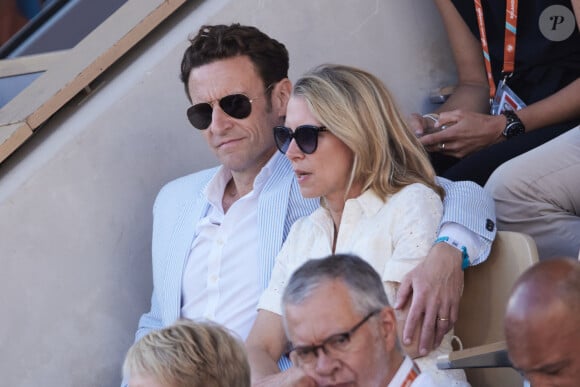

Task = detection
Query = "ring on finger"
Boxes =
[439,143,446,150]
[437,317,449,321]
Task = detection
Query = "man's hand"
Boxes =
[419,109,505,158]
[252,367,317,387]
[394,242,464,356]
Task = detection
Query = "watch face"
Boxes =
[504,123,525,138]
[502,111,525,139]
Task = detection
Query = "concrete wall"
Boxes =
[0,1,456,386]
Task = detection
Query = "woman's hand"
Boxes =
[408,113,429,138]
[419,110,506,158]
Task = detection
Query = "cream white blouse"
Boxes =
[258,183,443,314]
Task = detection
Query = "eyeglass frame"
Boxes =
[286,309,381,366]
[186,84,274,130]
[273,125,328,154]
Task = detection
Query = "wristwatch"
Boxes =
[501,110,525,139]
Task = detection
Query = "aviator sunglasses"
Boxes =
[187,93,261,130]
[273,125,327,154]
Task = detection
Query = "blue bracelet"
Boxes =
[434,236,470,270]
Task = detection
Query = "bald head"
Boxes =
[504,258,580,387]
[506,258,580,320]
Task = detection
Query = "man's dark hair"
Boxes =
[180,23,289,101]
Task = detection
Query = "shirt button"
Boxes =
[210,275,218,282]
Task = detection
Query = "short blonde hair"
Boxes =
[123,319,250,387]
[293,64,444,200]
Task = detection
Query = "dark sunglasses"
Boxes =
[187,93,260,130]
[273,125,327,154]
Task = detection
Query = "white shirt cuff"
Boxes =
[438,222,483,266]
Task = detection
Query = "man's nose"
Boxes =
[209,105,232,134]
[314,347,340,376]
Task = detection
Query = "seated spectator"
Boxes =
[133,24,497,382]
[123,319,250,387]
[484,0,580,259]
[485,126,580,259]
[246,64,467,385]
[410,0,580,186]
[282,253,438,386]
[504,258,580,387]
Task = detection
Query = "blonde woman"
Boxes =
[246,64,468,386]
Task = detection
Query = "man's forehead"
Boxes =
[187,56,263,101]
[508,311,579,369]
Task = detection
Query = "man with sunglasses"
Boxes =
[131,23,495,386]
[282,254,437,386]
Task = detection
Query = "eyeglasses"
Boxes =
[288,309,380,367]
[187,93,262,130]
[273,125,327,154]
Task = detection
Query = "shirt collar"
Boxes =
[344,189,385,218]
[204,151,283,208]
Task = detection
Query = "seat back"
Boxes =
[456,231,539,387]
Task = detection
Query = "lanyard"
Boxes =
[473,0,518,99]
[389,358,421,387]
[400,365,419,387]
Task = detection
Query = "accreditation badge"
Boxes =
[490,79,527,115]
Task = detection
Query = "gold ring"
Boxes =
[439,143,445,150]
[437,317,449,321]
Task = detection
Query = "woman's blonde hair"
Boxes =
[293,64,444,200]
[123,319,250,387]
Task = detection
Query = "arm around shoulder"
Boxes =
[437,177,496,265]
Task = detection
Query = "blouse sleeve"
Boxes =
[382,184,443,284]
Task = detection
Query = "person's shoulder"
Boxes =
[159,167,219,196]
[153,166,219,210]
[394,183,440,200]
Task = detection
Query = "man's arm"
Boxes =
[245,310,315,387]
[396,178,496,355]
[437,178,496,263]
[135,292,164,341]
[120,293,164,386]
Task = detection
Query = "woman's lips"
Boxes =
[294,169,311,182]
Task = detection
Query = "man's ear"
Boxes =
[379,307,399,351]
[272,78,292,116]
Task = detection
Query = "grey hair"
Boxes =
[282,254,390,317]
